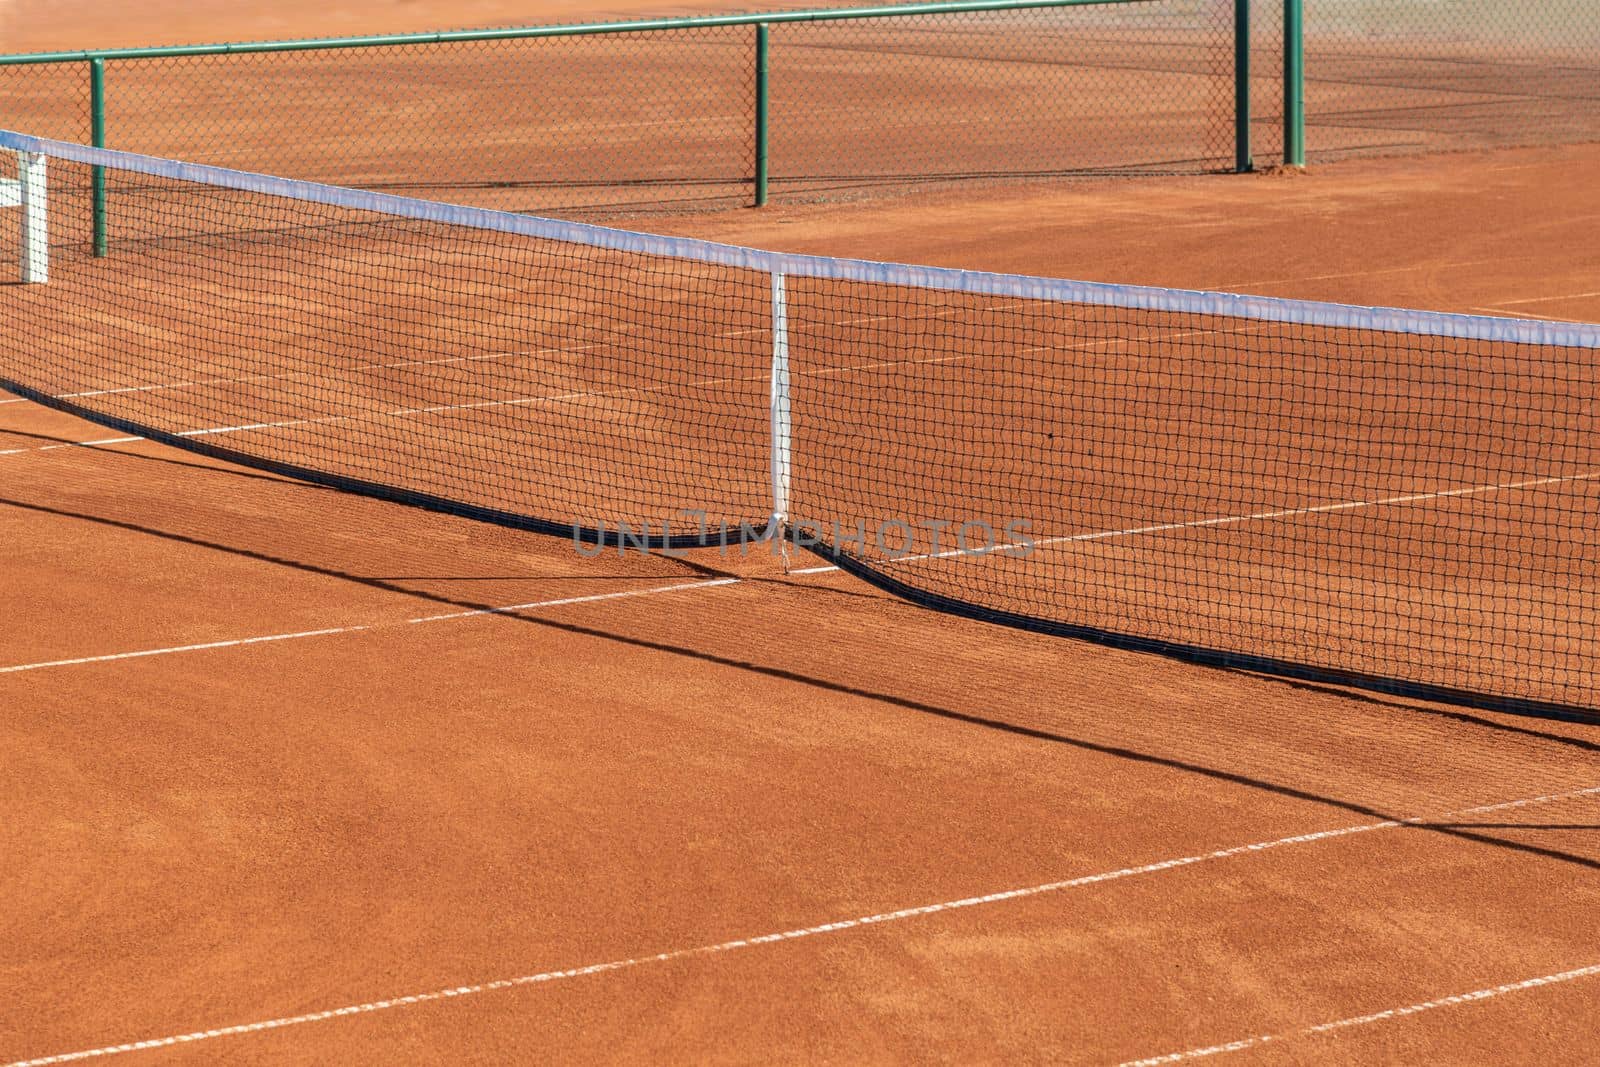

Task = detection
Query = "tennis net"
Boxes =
[4,132,1598,720]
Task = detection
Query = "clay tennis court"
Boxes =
[3,1,1599,1064]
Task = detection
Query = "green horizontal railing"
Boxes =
[0,0,1173,63]
[0,0,1304,253]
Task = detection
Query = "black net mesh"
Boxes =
[4,143,1597,717]
[5,156,773,541]
[785,278,1600,713]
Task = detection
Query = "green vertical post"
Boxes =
[1233,0,1251,172]
[90,56,107,256]
[754,22,770,207]
[1283,0,1305,167]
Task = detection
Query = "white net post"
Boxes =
[769,272,792,535]
[4,150,49,284]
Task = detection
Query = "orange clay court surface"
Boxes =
[3,2,1600,1065]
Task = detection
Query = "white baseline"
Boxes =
[6,784,1596,1067]
[3,462,1596,675]
[1122,961,1600,1065]
[0,579,735,676]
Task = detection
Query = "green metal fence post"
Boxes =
[1284,0,1305,167]
[90,56,107,256]
[754,23,770,207]
[1233,0,1251,172]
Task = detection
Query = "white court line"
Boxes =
[0,627,368,675]
[787,467,1600,576]
[7,784,1596,1067]
[0,317,1233,458]
[403,578,736,625]
[0,579,735,677]
[0,294,1024,410]
[0,342,602,408]
[0,293,1247,427]
[1488,290,1600,307]
[1122,962,1600,1065]
[0,435,143,457]
[1468,307,1591,324]
[3,416,370,456]
[1212,257,1542,292]
[1,460,1593,674]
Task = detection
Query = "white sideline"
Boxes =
[0,318,1250,455]
[0,579,736,676]
[0,342,604,407]
[1491,290,1600,307]
[1212,256,1541,293]
[2,465,1595,676]
[1469,307,1589,324]
[6,784,1596,1067]
[787,467,1600,576]
[1121,962,1600,1065]
[0,295,1050,418]
[0,434,143,456]
[0,294,1023,410]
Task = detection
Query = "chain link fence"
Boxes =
[1297,0,1600,162]
[1,0,1596,236]
[0,0,1247,228]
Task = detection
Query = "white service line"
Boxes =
[0,341,604,407]
[0,628,367,675]
[0,293,1025,414]
[3,461,1594,673]
[0,318,1258,459]
[404,577,737,625]
[0,435,142,457]
[1212,256,1542,292]
[1122,962,1600,1066]
[788,467,1600,576]
[0,578,736,677]
[7,783,1596,1067]
[1468,307,1587,324]
[1489,290,1600,307]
